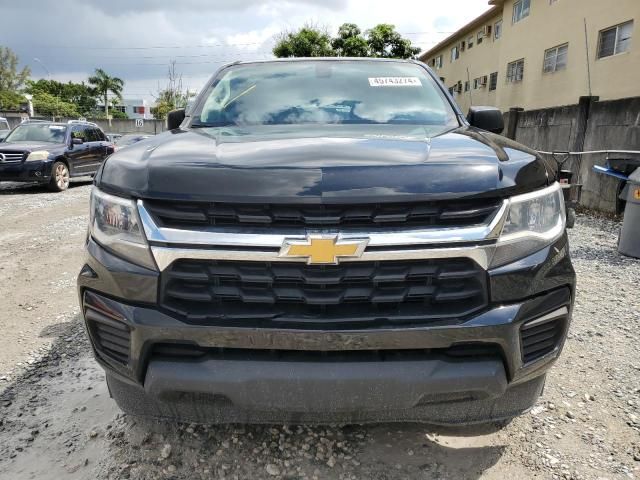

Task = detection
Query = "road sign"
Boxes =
[135,119,144,128]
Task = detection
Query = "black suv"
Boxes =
[78,59,575,426]
[0,120,113,191]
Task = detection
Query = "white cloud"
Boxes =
[3,0,493,103]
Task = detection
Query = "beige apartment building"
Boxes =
[420,0,639,113]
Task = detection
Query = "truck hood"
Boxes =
[97,124,552,203]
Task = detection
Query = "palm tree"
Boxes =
[88,68,124,125]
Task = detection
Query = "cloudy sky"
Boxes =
[1,0,491,104]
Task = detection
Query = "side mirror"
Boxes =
[72,137,84,145]
[167,108,186,130]
[467,106,504,134]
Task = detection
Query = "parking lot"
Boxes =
[0,181,637,479]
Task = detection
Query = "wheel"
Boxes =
[48,161,70,192]
[566,208,576,229]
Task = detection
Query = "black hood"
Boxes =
[97,124,552,203]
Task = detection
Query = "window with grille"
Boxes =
[507,59,525,82]
[597,21,633,59]
[543,44,568,73]
[494,20,503,39]
[512,0,530,24]
[489,72,498,91]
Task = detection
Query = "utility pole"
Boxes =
[583,18,593,97]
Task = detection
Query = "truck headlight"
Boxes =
[491,183,566,267]
[26,150,50,161]
[89,187,156,270]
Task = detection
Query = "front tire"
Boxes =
[48,161,70,192]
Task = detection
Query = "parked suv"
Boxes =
[0,117,10,142]
[0,120,113,191]
[78,59,575,426]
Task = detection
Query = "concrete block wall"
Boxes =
[0,113,166,135]
[505,96,640,213]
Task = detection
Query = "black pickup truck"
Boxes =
[78,58,575,426]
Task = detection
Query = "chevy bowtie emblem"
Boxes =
[279,235,369,265]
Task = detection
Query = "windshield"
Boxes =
[5,124,68,144]
[194,61,458,131]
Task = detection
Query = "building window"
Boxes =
[133,106,146,114]
[434,55,443,69]
[507,59,525,82]
[597,21,633,59]
[468,35,474,49]
[451,45,460,62]
[464,80,470,92]
[543,43,568,72]
[512,0,530,24]
[489,72,498,90]
[495,20,503,39]
[549,0,558,4]
[477,31,484,45]
[439,77,446,83]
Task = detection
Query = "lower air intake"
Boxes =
[520,307,567,364]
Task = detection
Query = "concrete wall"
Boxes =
[506,96,640,213]
[421,0,640,112]
[0,113,166,135]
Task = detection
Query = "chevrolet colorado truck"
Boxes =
[78,58,575,426]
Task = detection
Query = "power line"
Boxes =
[15,31,454,51]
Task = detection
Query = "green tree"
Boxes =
[272,23,421,59]
[366,24,421,59]
[273,25,335,58]
[26,79,98,114]
[331,23,369,57]
[88,68,124,120]
[0,90,25,110]
[151,61,194,120]
[32,91,79,118]
[0,46,31,91]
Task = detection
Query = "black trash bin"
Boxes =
[618,168,640,258]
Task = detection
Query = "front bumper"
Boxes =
[0,160,50,182]
[78,232,575,424]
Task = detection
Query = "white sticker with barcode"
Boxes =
[368,77,422,87]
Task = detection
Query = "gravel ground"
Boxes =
[0,182,638,480]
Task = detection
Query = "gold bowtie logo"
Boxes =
[279,235,368,265]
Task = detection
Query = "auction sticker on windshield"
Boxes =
[368,77,422,87]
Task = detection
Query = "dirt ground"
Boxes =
[0,180,638,480]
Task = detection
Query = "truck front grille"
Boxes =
[160,258,488,328]
[144,198,502,230]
